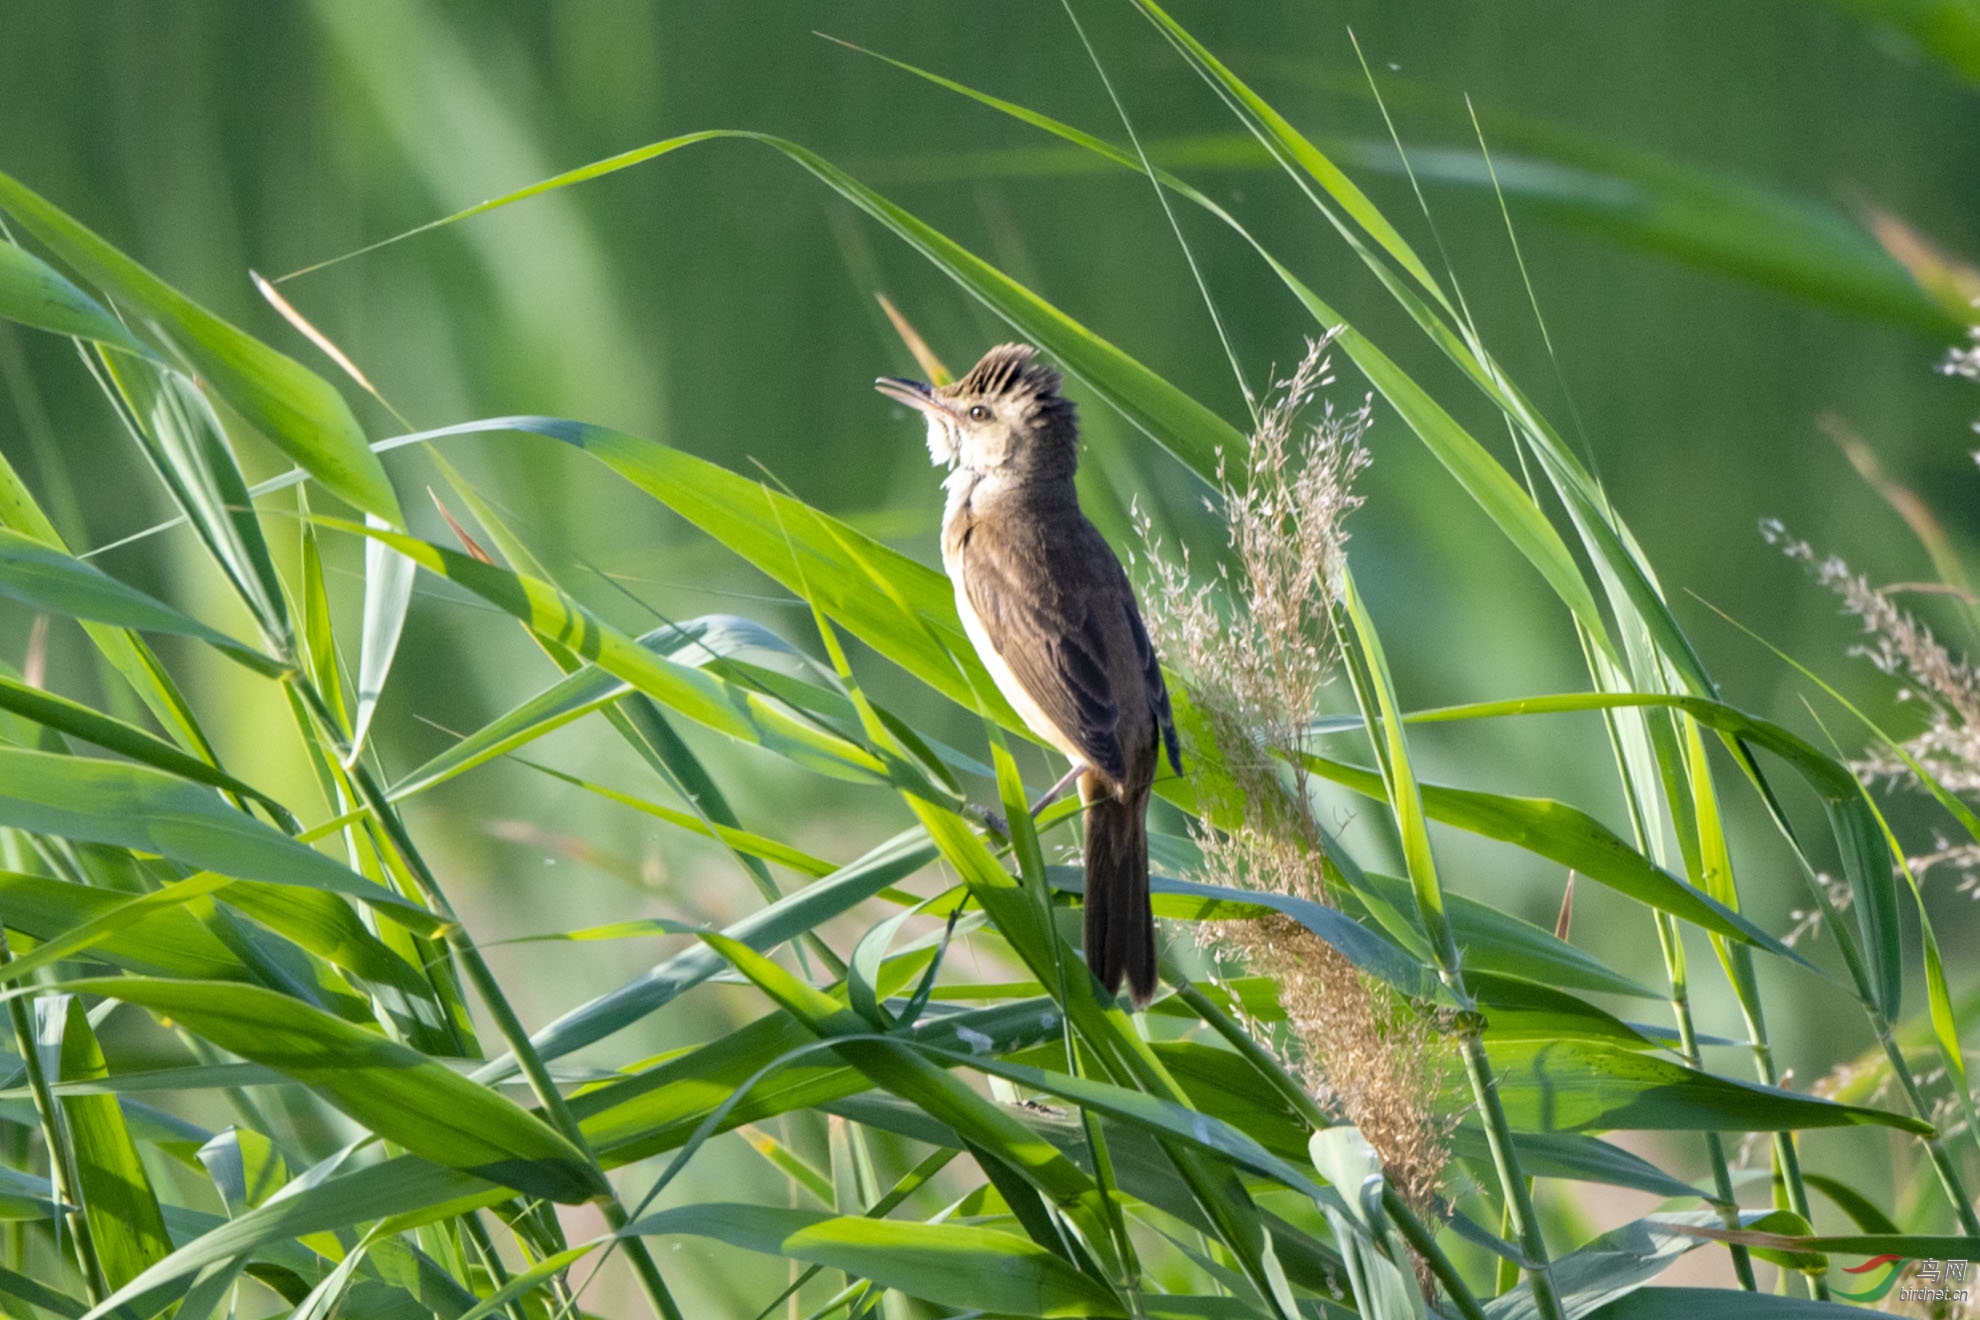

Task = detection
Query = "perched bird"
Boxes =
[876,344,1181,1006]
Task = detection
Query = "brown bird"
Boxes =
[876,344,1181,1006]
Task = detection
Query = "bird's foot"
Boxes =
[968,803,1009,840]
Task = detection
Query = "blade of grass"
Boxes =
[1338,569,1563,1320]
[1,937,105,1304]
[58,978,606,1204]
[0,170,399,523]
[0,444,217,759]
[90,352,293,654]
[45,996,170,1291]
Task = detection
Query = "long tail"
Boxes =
[1082,773,1155,1007]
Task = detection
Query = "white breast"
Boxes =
[951,575,1085,768]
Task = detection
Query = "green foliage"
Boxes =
[0,7,1972,1320]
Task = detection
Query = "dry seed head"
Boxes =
[1142,335,1451,1221]
[1764,520,1980,797]
[1139,334,1371,804]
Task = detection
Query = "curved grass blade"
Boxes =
[0,671,285,820]
[1799,1173,1900,1237]
[81,1154,498,1320]
[315,516,890,788]
[845,896,941,1031]
[1408,691,1858,808]
[1466,973,1665,1050]
[1410,688,1906,1020]
[1489,1210,1776,1320]
[1485,1038,1931,1135]
[196,1127,290,1218]
[0,874,235,986]
[0,169,399,524]
[628,1204,1121,1318]
[95,355,292,649]
[1338,868,1655,999]
[0,239,152,358]
[350,517,416,756]
[1450,1126,1699,1201]
[1299,747,1802,960]
[479,826,938,1076]
[0,747,441,933]
[44,995,171,1290]
[61,978,607,1205]
[282,129,1245,481]
[0,871,247,982]
[0,528,284,676]
[1047,865,1435,999]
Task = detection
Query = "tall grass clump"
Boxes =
[1762,325,1980,1188]
[1140,337,1453,1222]
[0,5,1971,1320]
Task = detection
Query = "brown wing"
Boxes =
[959,517,1130,784]
[1125,597,1182,778]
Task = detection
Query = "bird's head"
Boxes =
[876,343,1077,481]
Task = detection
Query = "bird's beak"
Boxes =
[874,375,959,420]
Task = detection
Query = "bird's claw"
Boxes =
[969,803,1009,839]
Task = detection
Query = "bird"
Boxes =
[876,344,1182,1006]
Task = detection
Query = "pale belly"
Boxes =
[949,561,1086,768]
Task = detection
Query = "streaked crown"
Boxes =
[945,343,1077,442]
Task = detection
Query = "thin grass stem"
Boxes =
[1649,912,1758,1290]
[0,928,103,1303]
[1454,1022,1562,1320]
[290,678,686,1320]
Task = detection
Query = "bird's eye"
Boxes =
[967,404,992,423]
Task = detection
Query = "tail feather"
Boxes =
[1082,779,1155,1007]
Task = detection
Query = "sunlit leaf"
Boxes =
[0,238,152,356]
[629,1203,1121,1316]
[1485,1039,1930,1134]
[64,978,607,1203]
[43,995,171,1289]
[0,169,400,523]
[0,747,441,933]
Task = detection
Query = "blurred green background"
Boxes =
[2,1,1977,1292]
